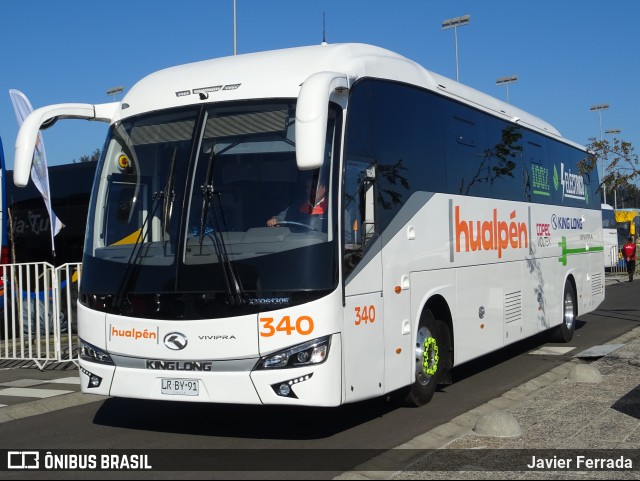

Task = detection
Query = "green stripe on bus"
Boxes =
[558,236,604,266]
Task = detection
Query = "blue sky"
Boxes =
[0,0,638,171]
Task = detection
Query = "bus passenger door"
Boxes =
[343,160,384,403]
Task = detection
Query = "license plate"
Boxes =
[161,378,199,396]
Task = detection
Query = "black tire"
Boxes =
[401,310,452,407]
[550,281,576,343]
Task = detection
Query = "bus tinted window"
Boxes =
[602,206,616,229]
[346,80,446,232]
[346,78,599,244]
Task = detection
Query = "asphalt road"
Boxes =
[1,281,638,479]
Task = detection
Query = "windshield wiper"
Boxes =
[162,146,178,244]
[112,189,164,311]
[112,146,178,312]
[198,141,239,244]
[199,144,215,246]
[199,141,245,306]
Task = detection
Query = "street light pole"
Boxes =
[591,104,609,141]
[442,15,471,82]
[496,75,518,103]
[233,0,237,55]
[590,103,610,204]
[605,128,622,209]
[106,86,124,102]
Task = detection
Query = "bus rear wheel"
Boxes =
[550,281,576,343]
[402,310,451,407]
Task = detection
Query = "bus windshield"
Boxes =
[81,101,339,318]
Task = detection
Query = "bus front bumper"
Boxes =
[78,334,343,406]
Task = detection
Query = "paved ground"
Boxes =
[387,326,640,480]
[338,276,640,480]
[0,359,105,424]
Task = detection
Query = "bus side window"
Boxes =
[343,159,376,276]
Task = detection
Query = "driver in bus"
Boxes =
[266,176,327,229]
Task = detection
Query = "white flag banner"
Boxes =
[9,89,63,256]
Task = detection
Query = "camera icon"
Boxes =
[7,451,40,469]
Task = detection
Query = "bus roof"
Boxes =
[118,43,579,149]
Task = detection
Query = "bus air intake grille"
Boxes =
[504,291,522,324]
[591,272,603,297]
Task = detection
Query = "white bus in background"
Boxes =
[13,43,604,408]
[601,203,618,269]
[0,138,8,287]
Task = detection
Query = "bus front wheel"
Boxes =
[402,310,451,407]
[550,281,576,343]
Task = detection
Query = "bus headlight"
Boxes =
[256,335,331,370]
[79,338,114,365]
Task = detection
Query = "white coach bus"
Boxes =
[14,43,604,407]
[601,203,618,269]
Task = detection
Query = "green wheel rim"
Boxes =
[423,336,439,376]
[415,326,439,385]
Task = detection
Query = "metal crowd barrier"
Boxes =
[606,245,638,275]
[0,262,81,369]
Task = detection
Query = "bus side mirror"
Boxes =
[14,102,118,187]
[116,186,137,224]
[295,72,348,170]
[359,165,377,246]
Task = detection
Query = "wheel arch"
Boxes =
[564,272,578,317]
[422,294,454,382]
[550,272,579,343]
